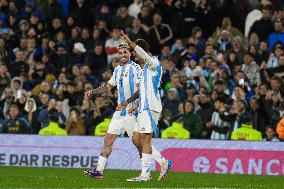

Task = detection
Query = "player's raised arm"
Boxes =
[120,30,159,69]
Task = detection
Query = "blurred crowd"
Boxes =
[1,0,284,141]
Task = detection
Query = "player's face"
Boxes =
[118,48,130,65]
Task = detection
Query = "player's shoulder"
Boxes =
[114,65,121,71]
[153,56,160,62]
[153,56,162,67]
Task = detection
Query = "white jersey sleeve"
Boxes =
[134,45,159,70]
[131,62,142,85]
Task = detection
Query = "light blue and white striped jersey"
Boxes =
[134,46,163,113]
[108,61,142,116]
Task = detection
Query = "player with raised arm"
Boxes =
[118,31,173,182]
[83,42,170,180]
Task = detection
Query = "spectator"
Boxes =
[18,19,29,39]
[65,14,76,39]
[95,117,111,136]
[161,118,190,139]
[196,92,214,139]
[267,54,284,76]
[95,4,113,30]
[23,97,38,133]
[159,45,172,61]
[263,125,280,141]
[148,12,173,55]
[138,5,152,27]
[42,0,63,24]
[249,5,274,41]
[245,4,263,38]
[112,4,134,32]
[227,36,246,64]
[242,53,260,85]
[65,107,86,135]
[216,30,231,53]
[0,87,14,118]
[85,102,104,135]
[128,0,143,19]
[248,45,262,65]
[268,19,284,51]
[249,97,269,136]
[63,82,82,107]
[69,0,93,28]
[162,0,185,38]
[70,42,87,65]
[81,27,93,52]
[247,32,260,47]
[170,38,185,58]
[163,88,179,117]
[164,73,186,101]
[180,100,203,139]
[105,27,122,64]
[96,20,111,43]
[84,43,107,76]
[8,50,29,78]
[0,37,13,65]
[0,64,10,97]
[129,18,149,42]
[38,108,67,135]
[14,89,28,114]
[231,112,263,141]
[177,43,198,69]
[37,97,66,129]
[207,97,231,140]
[226,51,239,71]
[91,29,104,46]
[213,17,244,44]
[2,103,31,134]
[258,40,270,61]
[158,109,172,135]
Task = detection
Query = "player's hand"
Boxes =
[116,102,128,111]
[84,90,93,101]
[128,103,139,116]
[120,30,131,44]
[206,122,214,128]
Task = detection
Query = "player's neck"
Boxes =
[121,61,129,67]
[140,62,145,68]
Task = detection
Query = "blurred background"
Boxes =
[0,0,284,141]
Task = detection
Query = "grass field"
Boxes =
[0,167,283,188]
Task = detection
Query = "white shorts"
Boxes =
[107,111,137,138]
[136,110,160,134]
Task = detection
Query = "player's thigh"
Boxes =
[107,111,124,136]
[123,115,137,138]
[137,110,160,134]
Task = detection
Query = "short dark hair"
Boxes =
[9,103,19,110]
[48,108,59,122]
[241,111,252,124]
[265,125,275,131]
[215,96,227,104]
[135,39,149,52]
[271,76,281,82]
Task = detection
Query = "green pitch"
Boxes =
[0,167,283,188]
